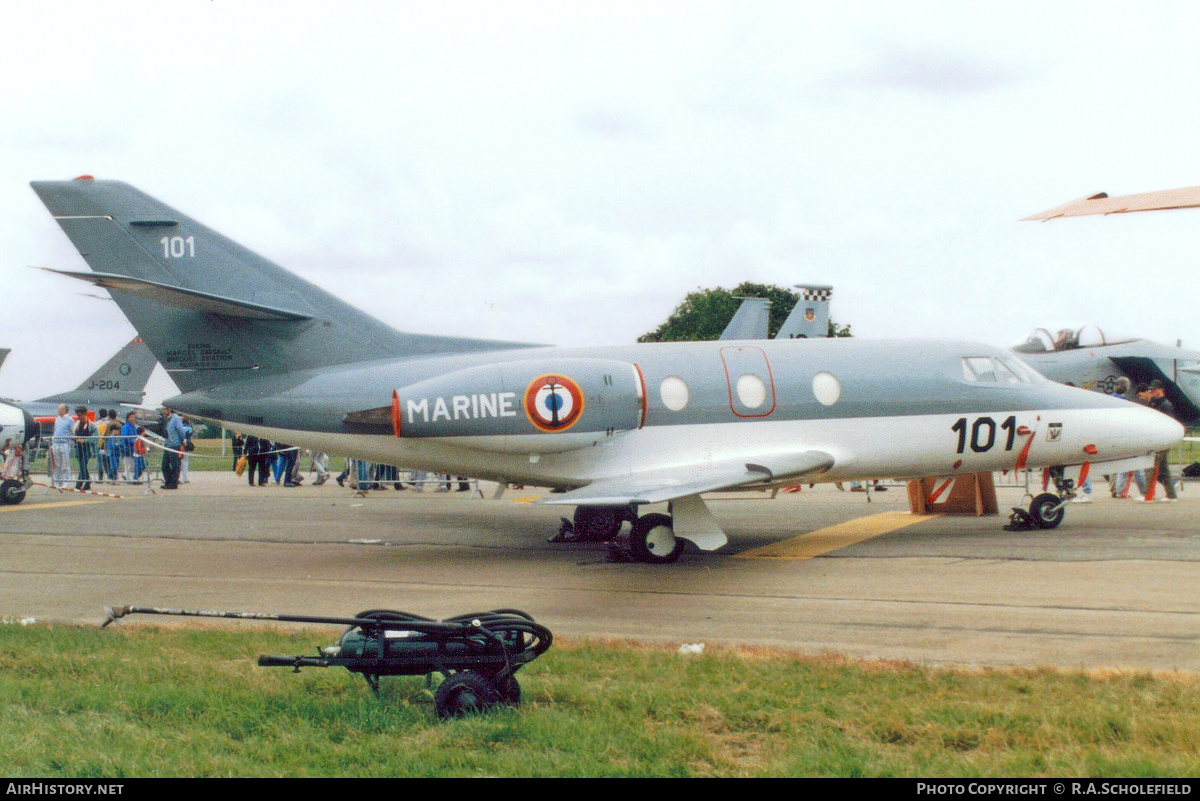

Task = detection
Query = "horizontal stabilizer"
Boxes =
[541,449,834,507]
[38,268,312,321]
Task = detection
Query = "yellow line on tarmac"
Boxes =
[0,498,113,513]
[736,511,936,559]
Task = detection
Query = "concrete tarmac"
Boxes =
[3,471,1199,671]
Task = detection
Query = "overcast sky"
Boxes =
[3,1,1200,405]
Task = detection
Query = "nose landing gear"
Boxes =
[1004,468,1074,531]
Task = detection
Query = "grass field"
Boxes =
[3,622,1199,778]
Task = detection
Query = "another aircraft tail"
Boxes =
[719,297,771,340]
[30,178,535,393]
[34,337,156,406]
[775,285,832,339]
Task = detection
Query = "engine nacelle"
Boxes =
[0,401,35,450]
[392,358,646,453]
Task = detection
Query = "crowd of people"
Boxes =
[49,404,167,491]
[232,434,316,487]
[227,432,466,495]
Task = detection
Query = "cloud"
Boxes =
[834,44,1026,97]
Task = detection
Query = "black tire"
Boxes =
[434,671,502,719]
[1030,493,1065,529]
[572,506,623,541]
[1,480,26,506]
[630,513,684,563]
[493,674,521,706]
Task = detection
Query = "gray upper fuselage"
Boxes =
[168,337,1130,441]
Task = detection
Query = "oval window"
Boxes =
[812,372,841,406]
[735,373,767,409]
[660,376,689,411]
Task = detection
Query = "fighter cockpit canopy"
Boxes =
[1014,325,1139,354]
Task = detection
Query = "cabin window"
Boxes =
[812,372,841,406]
[735,374,767,410]
[660,376,689,411]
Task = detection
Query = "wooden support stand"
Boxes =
[906,473,998,516]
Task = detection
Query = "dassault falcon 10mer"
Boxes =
[28,178,1183,561]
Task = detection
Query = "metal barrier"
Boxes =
[37,433,163,497]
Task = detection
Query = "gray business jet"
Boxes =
[1013,326,1200,424]
[27,178,1183,561]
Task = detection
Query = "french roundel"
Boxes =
[524,374,585,432]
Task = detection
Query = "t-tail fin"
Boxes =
[30,178,536,393]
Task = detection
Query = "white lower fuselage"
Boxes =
[221,404,1177,490]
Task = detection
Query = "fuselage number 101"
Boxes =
[951,415,1018,454]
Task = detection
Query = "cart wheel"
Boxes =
[1030,493,1065,529]
[493,674,521,706]
[434,671,501,719]
[1,479,26,506]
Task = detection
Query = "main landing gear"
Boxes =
[555,505,686,564]
[1004,468,1073,532]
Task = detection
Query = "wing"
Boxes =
[1022,186,1200,220]
[540,449,835,507]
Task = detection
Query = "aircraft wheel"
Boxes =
[631,513,684,564]
[1029,493,1065,529]
[434,671,501,719]
[573,506,623,541]
[1,479,26,506]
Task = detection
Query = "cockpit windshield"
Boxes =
[1014,326,1138,353]
[961,355,1042,384]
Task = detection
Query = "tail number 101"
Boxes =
[952,415,1017,454]
[160,236,196,259]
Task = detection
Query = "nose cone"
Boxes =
[1134,404,1186,453]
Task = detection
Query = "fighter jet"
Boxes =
[1013,326,1200,424]
[1020,187,1200,423]
[27,178,1183,561]
[5,337,159,430]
